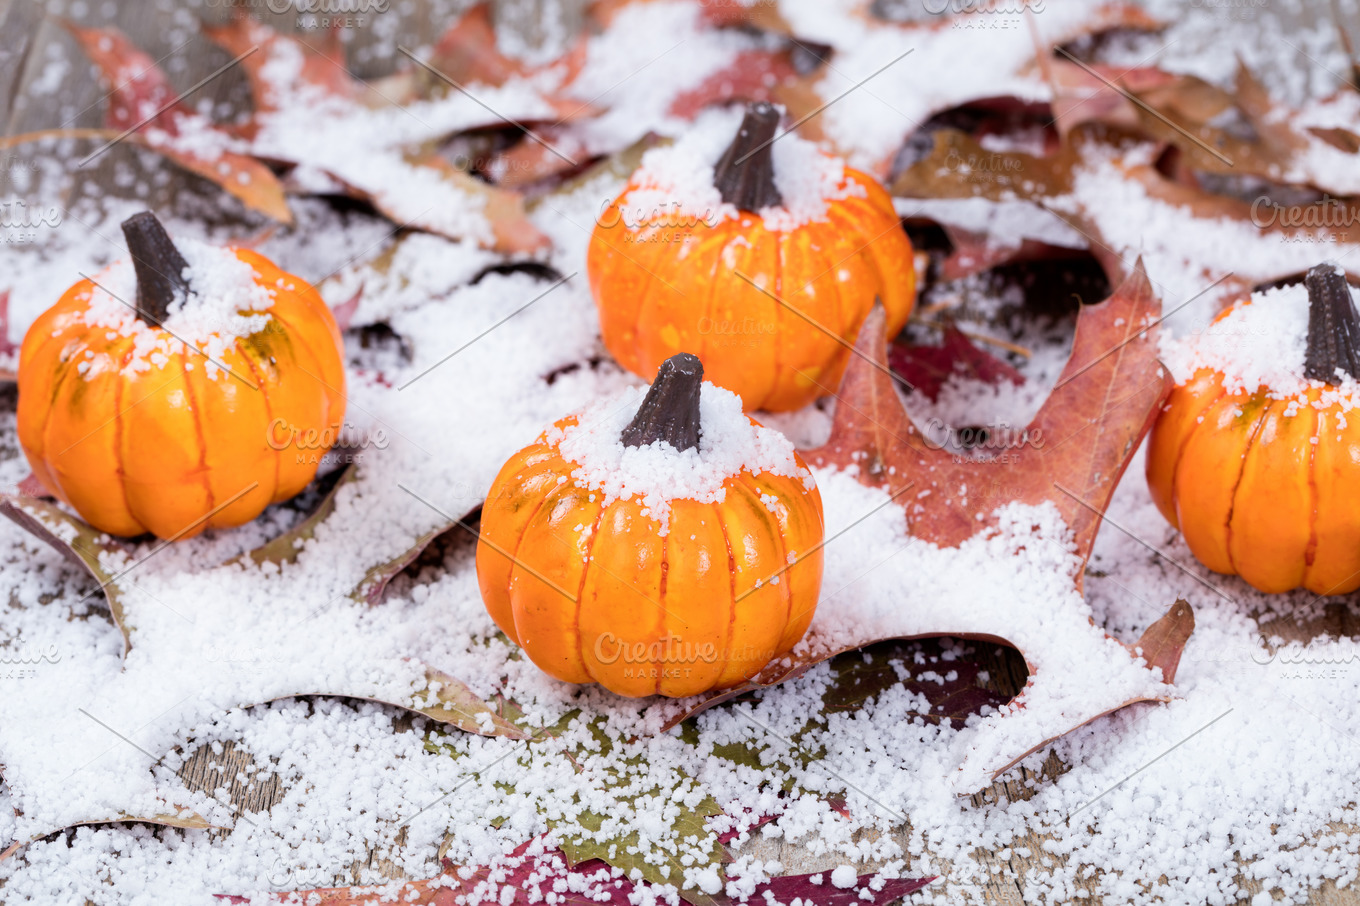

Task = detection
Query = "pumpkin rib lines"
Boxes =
[737,473,793,644]
[177,352,216,524]
[711,500,739,685]
[1168,384,1228,519]
[1302,404,1321,587]
[574,501,609,685]
[502,475,559,646]
[768,234,785,412]
[654,531,670,696]
[1222,399,1272,576]
[108,346,137,532]
[238,349,281,505]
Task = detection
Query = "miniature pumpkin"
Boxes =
[476,353,824,697]
[17,212,346,540]
[1147,263,1360,594]
[587,102,916,412]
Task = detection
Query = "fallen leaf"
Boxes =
[659,262,1192,789]
[64,24,292,223]
[0,494,134,653]
[888,323,1024,403]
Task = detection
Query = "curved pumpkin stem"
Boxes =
[622,353,704,452]
[1304,263,1360,383]
[713,102,783,212]
[121,211,191,324]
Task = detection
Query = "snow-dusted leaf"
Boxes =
[64,24,292,223]
[660,262,1192,789]
[0,494,133,653]
[233,467,357,568]
[888,324,1024,404]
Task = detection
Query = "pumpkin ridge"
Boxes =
[176,349,217,526]
[572,499,609,685]
[767,233,786,413]
[503,462,564,647]
[236,347,282,506]
[653,531,670,696]
[623,229,672,377]
[711,499,739,686]
[690,235,727,374]
[1302,399,1321,585]
[736,472,794,644]
[1220,397,1274,577]
[39,343,90,504]
[1165,383,1229,521]
[108,342,140,534]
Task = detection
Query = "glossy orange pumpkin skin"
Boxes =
[475,416,825,697]
[587,169,916,412]
[17,248,346,540]
[1146,301,1360,595]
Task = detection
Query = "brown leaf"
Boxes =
[65,24,292,223]
[202,17,367,118]
[807,260,1168,563]
[887,323,1025,403]
[668,48,803,121]
[1132,598,1194,684]
[0,495,133,653]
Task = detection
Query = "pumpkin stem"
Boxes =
[1304,262,1360,383]
[121,211,191,324]
[712,102,784,212]
[622,353,704,452]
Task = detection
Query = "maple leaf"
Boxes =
[887,324,1024,404]
[658,261,1195,790]
[61,24,292,223]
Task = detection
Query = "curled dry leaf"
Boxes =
[660,261,1192,789]
[0,494,133,653]
[63,24,292,223]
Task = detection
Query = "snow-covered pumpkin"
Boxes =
[587,102,916,412]
[1147,263,1360,594]
[17,212,346,540]
[476,353,824,697]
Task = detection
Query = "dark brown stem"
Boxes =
[712,102,783,212]
[621,353,704,452]
[1304,263,1360,383]
[120,211,191,324]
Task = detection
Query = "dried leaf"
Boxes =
[661,263,1191,787]
[0,495,133,653]
[65,24,292,223]
[668,49,803,121]
[232,466,357,568]
[887,324,1024,403]
[808,261,1166,560]
[1132,598,1194,683]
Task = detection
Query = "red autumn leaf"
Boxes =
[217,838,934,905]
[201,18,369,120]
[887,323,1024,403]
[660,261,1192,787]
[669,48,803,121]
[809,261,1166,558]
[64,24,292,224]
[330,283,364,332]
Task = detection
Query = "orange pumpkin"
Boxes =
[17,212,346,540]
[1147,264,1360,594]
[476,353,825,697]
[587,102,916,412]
